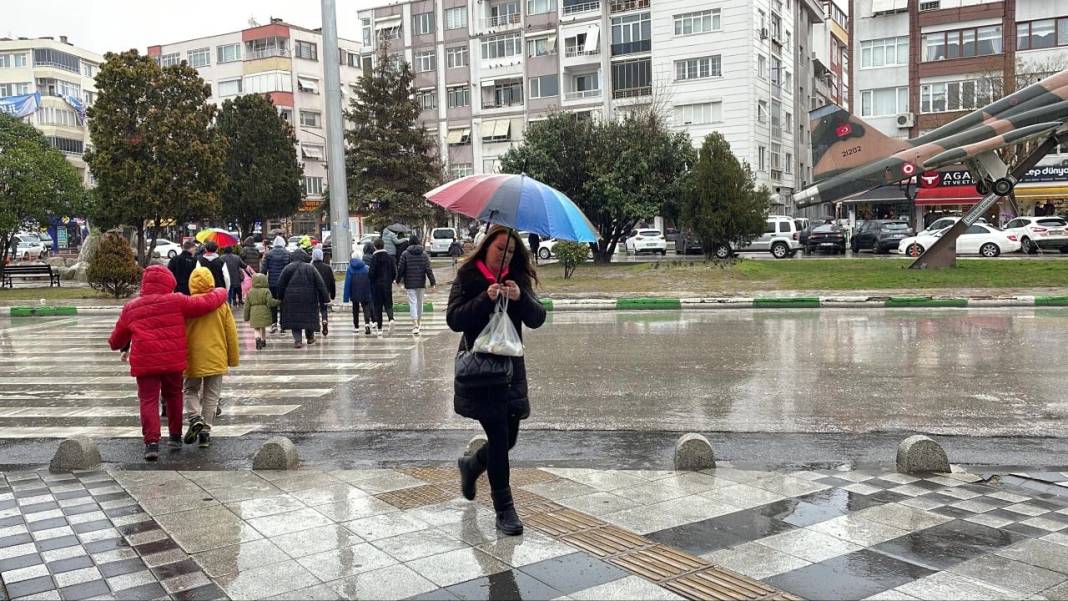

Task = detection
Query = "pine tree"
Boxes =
[344,47,443,230]
[87,232,142,298]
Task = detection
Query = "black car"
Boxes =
[851,220,914,254]
[805,224,847,254]
[674,231,703,255]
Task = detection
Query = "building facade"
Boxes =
[149,19,364,235]
[0,36,102,187]
[359,0,826,216]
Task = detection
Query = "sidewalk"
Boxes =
[2,463,1067,600]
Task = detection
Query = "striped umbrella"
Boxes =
[194,228,240,248]
[424,174,599,243]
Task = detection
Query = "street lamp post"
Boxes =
[321,0,351,271]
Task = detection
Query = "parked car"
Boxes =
[805,224,847,254]
[429,228,459,257]
[151,239,182,259]
[350,234,380,260]
[13,235,45,261]
[734,216,802,258]
[537,238,594,260]
[674,231,704,255]
[624,229,668,255]
[664,227,683,253]
[1003,216,1068,254]
[851,220,914,254]
[898,224,1020,257]
[37,232,53,256]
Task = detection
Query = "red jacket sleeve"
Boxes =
[108,307,133,351]
[177,288,227,318]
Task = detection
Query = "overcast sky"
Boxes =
[4,0,382,56]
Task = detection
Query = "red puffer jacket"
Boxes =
[109,265,227,377]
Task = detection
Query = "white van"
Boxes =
[429,228,459,256]
[734,216,803,258]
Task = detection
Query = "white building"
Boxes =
[359,0,826,214]
[150,18,364,235]
[0,36,102,187]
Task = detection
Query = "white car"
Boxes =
[536,238,594,261]
[13,235,45,261]
[151,238,182,259]
[350,234,380,260]
[1003,216,1068,254]
[428,228,459,257]
[625,229,668,255]
[919,216,987,236]
[898,224,1021,257]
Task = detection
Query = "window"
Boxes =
[83,90,95,105]
[295,40,318,61]
[81,63,94,78]
[160,53,180,67]
[1017,19,1068,50]
[301,144,324,160]
[771,142,781,170]
[481,33,522,59]
[527,36,556,57]
[416,89,437,110]
[299,110,321,128]
[757,100,768,123]
[770,13,782,41]
[0,53,28,68]
[185,47,210,68]
[0,83,30,96]
[489,82,523,107]
[346,52,360,68]
[447,85,470,108]
[785,112,792,128]
[527,0,556,15]
[297,77,319,93]
[362,17,372,46]
[757,54,767,79]
[449,163,474,179]
[611,58,651,98]
[446,7,468,30]
[36,78,81,98]
[447,128,471,144]
[48,136,84,155]
[378,26,402,41]
[758,146,767,171]
[415,50,435,72]
[923,26,1002,61]
[673,9,718,34]
[674,56,720,81]
[529,74,559,98]
[574,72,599,92]
[244,71,293,94]
[446,46,469,68]
[919,0,939,9]
[412,12,434,36]
[246,36,288,59]
[35,107,78,127]
[785,152,792,174]
[921,78,997,113]
[217,43,241,64]
[673,102,720,125]
[860,87,908,116]
[304,176,324,196]
[482,120,512,142]
[217,79,242,97]
[860,36,908,68]
[611,12,651,56]
[33,48,80,72]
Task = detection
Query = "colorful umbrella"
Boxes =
[424,174,599,243]
[195,228,240,248]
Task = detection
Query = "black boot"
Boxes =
[491,487,524,536]
[457,454,485,501]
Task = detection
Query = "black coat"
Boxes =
[241,244,262,271]
[197,255,227,289]
[312,260,336,300]
[276,258,331,332]
[367,250,396,289]
[446,267,546,421]
[262,247,291,288]
[167,251,197,295]
[396,245,436,289]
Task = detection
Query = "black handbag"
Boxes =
[455,335,513,388]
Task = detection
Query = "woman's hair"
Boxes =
[459,225,539,288]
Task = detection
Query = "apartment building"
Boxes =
[850,0,1068,225]
[0,36,102,187]
[149,19,363,235]
[359,0,826,214]
[811,0,851,110]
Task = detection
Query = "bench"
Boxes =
[2,264,61,288]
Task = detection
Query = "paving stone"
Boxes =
[567,575,684,600]
[766,549,935,601]
[269,524,366,559]
[756,528,864,564]
[213,559,321,600]
[950,553,1067,596]
[56,578,110,600]
[191,539,289,577]
[476,531,575,568]
[894,571,1020,600]
[808,514,911,547]
[406,547,510,588]
[4,575,57,599]
[703,541,811,579]
[295,543,397,581]
[874,520,1025,571]
[446,568,565,600]
[328,563,438,600]
[996,538,1068,574]
[342,512,430,542]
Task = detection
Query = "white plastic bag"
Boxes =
[472,296,524,357]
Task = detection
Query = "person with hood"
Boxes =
[367,238,397,335]
[167,240,199,295]
[221,246,247,306]
[262,237,292,333]
[448,226,546,536]
[343,255,376,335]
[396,236,436,335]
[362,238,376,260]
[311,247,336,336]
[108,265,227,461]
[243,273,280,349]
[382,226,401,260]
[448,238,464,267]
[197,241,230,291]
[241,237,262,272]
[182,267,240,448]
[276,248,331,348]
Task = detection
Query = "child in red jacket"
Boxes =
[109,265,227,461]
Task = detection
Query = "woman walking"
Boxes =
[448,225,546,535]
[276,248,331,348]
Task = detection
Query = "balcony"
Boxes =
[565,89,602,100]
[482,13,521,30]
[564,45,599,58]
[562,1,600,16]
[246,47,288,60]
[612,86,651,99]
[610,40,650,56]
[609,0,649,13]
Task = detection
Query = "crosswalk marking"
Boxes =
[0,405,301,418]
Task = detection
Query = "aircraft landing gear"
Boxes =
[992,177,1015,196]
[975,179,991,195]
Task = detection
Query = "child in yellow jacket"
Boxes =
[182,267,239,447]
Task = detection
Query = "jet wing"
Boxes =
[922,122,1065,171]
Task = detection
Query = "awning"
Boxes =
[297,77,319,93]
[915,185,981,206]
[583,25,599,53]
[1014,185,1068,199]
[546,35,557,52]
[301,144,324,160]
[373,15,401,28]
[482,119,511,139]
[838,184,910,205]
[446,128,470,144]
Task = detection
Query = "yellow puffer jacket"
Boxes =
[185,267,239,378]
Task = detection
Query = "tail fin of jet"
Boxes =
[810,104,911,181]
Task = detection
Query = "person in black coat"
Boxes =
[367,238,397,332]
[167,240,199,295]
[448,225,546,536]
[276,248,331,348]
[261,237,292,331]
[396,237,436,335]
[311,247,336,336]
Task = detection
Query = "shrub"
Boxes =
[87,232,142,298]
[554,241,591,280]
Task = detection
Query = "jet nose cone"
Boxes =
[794,186,822,208]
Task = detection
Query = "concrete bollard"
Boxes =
[674,433,716,471]
[466,435,487,457]
[896,435,950,474]
[252,436,300,470]
[49,436,101,473]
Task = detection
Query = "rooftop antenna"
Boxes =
[247,15,260,27]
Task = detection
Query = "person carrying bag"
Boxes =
[447,225,545,536]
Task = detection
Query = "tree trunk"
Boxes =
[240,220,253,242]
[136,225,147,267]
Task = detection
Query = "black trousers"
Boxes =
[372,284,394,327]
[351,300,374,328]
[475,414,521,491]
[269,286,280,325]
